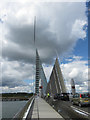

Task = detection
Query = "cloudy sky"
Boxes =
[0,0,89,93]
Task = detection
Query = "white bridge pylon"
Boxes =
[35,49,67,97]
[46,58,67,96]
[35,49,47,97]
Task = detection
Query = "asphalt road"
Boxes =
[46,98,90,120]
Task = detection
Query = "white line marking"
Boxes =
[74,109,88,116]
[71,106,90,116]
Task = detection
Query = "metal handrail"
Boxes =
[22,97,35,119]
[12,95,35,119]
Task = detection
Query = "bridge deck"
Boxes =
[31,97,64,119]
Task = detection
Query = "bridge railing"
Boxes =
[12,95,35,119]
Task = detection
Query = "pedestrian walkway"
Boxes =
[31,97,64,119]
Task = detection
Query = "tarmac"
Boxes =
[31,97,64,119]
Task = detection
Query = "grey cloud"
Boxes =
[1,60,34,88]
[1,2,87,92]
[7,24,34,48]
[2,76,26,88]
[2,41,36,63]
[2,2,87,65]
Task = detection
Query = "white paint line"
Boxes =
[71,106,90,116]
[53,99,57,101]
[74,109,88,116]
[22,98,34,120]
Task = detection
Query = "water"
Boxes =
[2,101,27,119]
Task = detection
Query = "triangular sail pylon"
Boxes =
[35,49,40,94]
[35,49,47,96]
[46,58,67,96]
[71,78,76,95]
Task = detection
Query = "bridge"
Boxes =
[29,97,63,119]
[24,49,67,119]
[12,49,90,120]
[13,95,90,120]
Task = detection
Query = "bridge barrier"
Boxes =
[12,95,35,119]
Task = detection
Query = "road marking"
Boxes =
[53,99,57,101]
[71,106,90,116]
[74,109,88,116]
